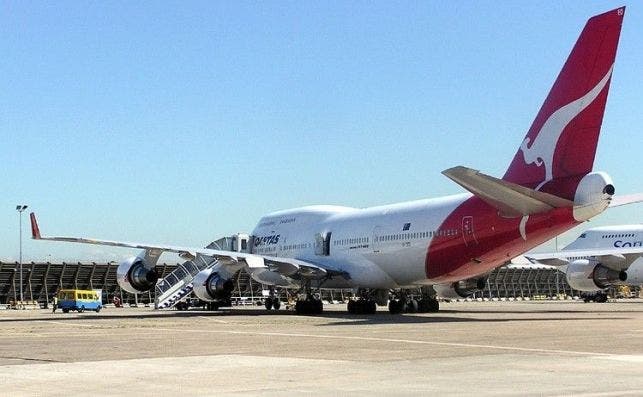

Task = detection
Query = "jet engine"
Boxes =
[116,256,159,294]
[433,277,487,299]
[193,268,235,302]
[566,259,627,291]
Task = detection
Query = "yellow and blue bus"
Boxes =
[57,289,102,313]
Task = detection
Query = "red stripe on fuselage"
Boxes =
[425,196,578,282]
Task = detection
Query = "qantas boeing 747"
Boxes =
[31,7,642,314]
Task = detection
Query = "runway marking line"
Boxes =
[12,322,632,359]
[43,320,97,328]
[198,316,229,324]
[146,327,617,357]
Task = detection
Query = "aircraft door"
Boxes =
[314,232,331,256]
[462,216,478,247]
[372,226,382,253]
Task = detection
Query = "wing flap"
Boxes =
[264,258,329,279]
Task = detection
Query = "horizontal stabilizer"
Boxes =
[609,193,643,208]
[442,166,574,218]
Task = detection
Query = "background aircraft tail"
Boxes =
[502,7,624,201]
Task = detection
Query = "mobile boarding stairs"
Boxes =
[154,234,251,309]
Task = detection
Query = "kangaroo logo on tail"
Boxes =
[518,65,614,240]
[520,65,614,191]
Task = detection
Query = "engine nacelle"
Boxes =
[433,277,487,299]
[573,172,614,222]
[193,268,234,302]
[116,257,159,294]
[566,259,627,292]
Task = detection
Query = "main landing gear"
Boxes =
[347,298,377,314]
[346,289,380,314]
[294,282,324,315]
[388,289,440,314]
[264,286,282,310]
[295,294,323,315]
[582,291,609,303]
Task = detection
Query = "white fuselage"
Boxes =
[562,225,643,285]
[250,194,470,289]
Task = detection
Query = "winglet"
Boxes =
[30,212,42,240]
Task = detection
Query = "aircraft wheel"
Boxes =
[314,299,323,314]
[388,299,404,314]
[347,300,356,314]
[428,298,439,312]
[272,299,281,310]
[406,299,418,313]
[264,297,273,310]
[367,300,377,314]
[295,300,306,315]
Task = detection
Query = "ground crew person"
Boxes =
[51,295,58,313]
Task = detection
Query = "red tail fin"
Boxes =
[30,212,42,239]
[503,7,624,200]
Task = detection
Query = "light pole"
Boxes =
[16,205,28,305]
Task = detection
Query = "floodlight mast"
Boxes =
[16,205,28,305]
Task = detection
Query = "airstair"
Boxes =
[154,235,249,309]
[155,254,217,309]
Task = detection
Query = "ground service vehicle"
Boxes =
[57,289,102,313]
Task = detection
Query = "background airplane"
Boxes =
[526,224,643,301]
[30,7,641,314]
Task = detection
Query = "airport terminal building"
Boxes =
[1,260,636,308]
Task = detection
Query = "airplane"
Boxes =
[526,224,643,302]
[30,7,642,315]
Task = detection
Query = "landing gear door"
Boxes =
[314,232,331,256]
[462,216,478,247]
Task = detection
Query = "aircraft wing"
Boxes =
[526,247,643,270]
[30,213,333,280]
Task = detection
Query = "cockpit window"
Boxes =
[579,233,586,238]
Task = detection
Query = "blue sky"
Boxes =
[2,1,641,263]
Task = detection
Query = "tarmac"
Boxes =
[1,300,642,396]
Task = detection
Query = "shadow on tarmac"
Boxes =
[0,307,631,325]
